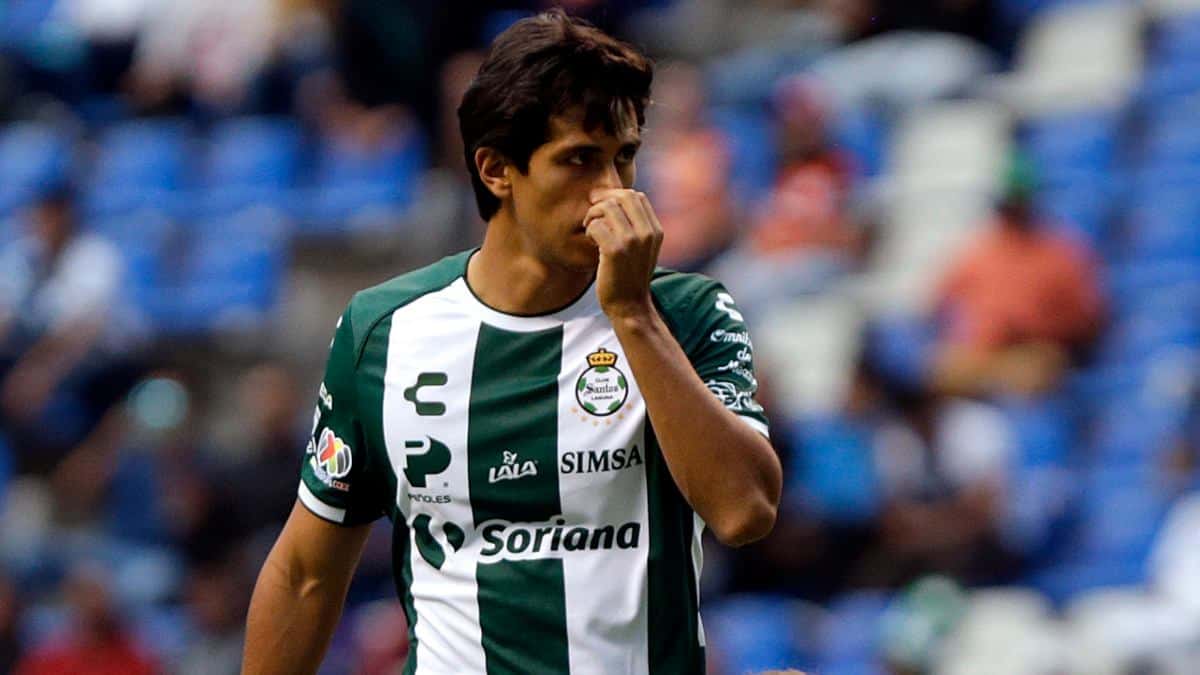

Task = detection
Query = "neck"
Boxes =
[466,210,595,316]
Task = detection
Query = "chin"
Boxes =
[557,242,600,272]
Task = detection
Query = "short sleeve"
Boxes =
[298,307,385,526]
[678,282,770,438]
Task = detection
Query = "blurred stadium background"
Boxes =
[0,0,1199,673]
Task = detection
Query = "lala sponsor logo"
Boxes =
[488,450,538,484]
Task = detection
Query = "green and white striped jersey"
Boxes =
[299,249,768,675]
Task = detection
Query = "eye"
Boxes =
[616,147,638,164]
[565,153,587,167]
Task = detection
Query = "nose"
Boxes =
[595,161,622,191]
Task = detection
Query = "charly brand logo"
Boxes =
[488,450,538,484]
[575,348,629,417]
[479,517,642,561]
[403,372,448,416]
[403,436,452,488]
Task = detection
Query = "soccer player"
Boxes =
[243,10,782,674]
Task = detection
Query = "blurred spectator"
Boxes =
[350,600,410,675]
[175,560,251,675]
[862,387,1020,587]
[125,0,284,116]
[642,61,738,271]
[13,564,156,675]
[0,573,23,673]
[222,363,306,537]
[751,74,861,259]
[931,158,1104,398]
[0,186,141,473]
[710,75,864,319]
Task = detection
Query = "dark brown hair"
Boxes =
[457,9,653,220]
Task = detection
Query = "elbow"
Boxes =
[710,496,778,548]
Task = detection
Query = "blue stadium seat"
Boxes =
[0,122,71,217]
[704,595,810,674]
[1139,118,1200,169]
[85,210,177,334]
[1096,311,1200,367]
[84,118,192,219]
[1031,559,1147,606]
[790,415,881,523]
[203,116,303,217]
[708,105,776,204]
[1035,182,1114,245]
[819,591,889,667]
[1140,60,1200,103]
[0,0,57,49]
[1088,400,1182,462]
[831,105,887,179]
[302,123,426,236]
[1023,111,1119,185]
[1151,12,1200,66]
[169,208,288,334]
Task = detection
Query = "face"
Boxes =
[505,105,641,270]
[30,200,73,253]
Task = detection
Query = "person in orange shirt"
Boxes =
[641,61,738,270]
[932,158,1104,397]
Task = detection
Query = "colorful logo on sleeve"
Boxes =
[315,428,353,479]
[576,348,628,417]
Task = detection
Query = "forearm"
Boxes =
[244,556,345,674]
[243,533,358,674]
[611,303,781,546]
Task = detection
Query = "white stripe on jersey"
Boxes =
[382,287,487,674]
[558,313,651,675]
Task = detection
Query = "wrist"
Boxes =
[605,297,661,331]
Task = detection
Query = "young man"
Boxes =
[243,10,781,674]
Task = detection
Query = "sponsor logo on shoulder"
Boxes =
[309,428,352,490]
[705,380,763,413]
[709,329,753,347]
[488,450,538,483]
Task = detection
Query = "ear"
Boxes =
[474,147,512,201]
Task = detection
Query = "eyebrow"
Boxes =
[553,139,642,158]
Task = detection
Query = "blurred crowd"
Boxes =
[0,0,1199,674]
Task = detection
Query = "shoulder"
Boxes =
[650,268,737,347]
[650,267,726,309]
[345,249,473,357]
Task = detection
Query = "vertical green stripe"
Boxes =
[357,315,418,673]
[469,324,569,675]
[645,426,704,674]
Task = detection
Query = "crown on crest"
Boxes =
[586,348,618,368]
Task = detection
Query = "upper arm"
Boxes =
[271,499,374,584]
[665,279,770,438]
[299,305,387,526]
